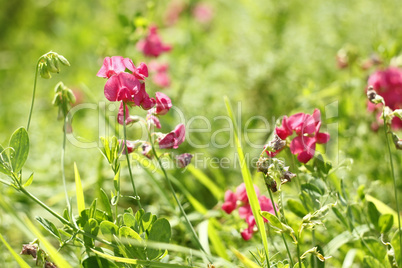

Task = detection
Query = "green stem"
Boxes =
[26,58,41,132]
[383,124,402,266]
[61,117,71,217]
[122,102,142,209]
[266,185,294,267]
[312,230,317,268]
[147,131,212,263]
[296,235,302,267]
[18,185,70,226]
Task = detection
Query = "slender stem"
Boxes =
[266,185,294,267]
[27,58,41,132]
[61,117,71,216]
[296,235,302,267]
[312,230,317,268]
[122,102,142,209]
[147,131,212,263]
[383,124,402,265]
[18,185,70,226]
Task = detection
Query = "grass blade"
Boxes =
[187,164,223,200]
[224,96,270,265]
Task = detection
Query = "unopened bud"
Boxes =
[57,54,70,66]
[39,62,51,79]
[256,157,270,174]
[281,171,296,185]
[392,133,402,150]
[46,56,60,73]
[176,153,193,168]
[367,86,384,104]
[20,243,38,259]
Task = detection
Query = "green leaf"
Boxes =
[362,255,385,268]
[147,218,171,260]
[379,214,394,234]
[366,195,398,228]
[0,233,30,268]
[36,216,62,241]
[82,256,118,268]
[9,127,29,173]
[367,202,381,230]
[224,96,270,261]
[332,206,349,230]
[123,213,136,228]
[364,237,387,261]
[113,167,120,193]
[301,183,324,196]
[23,172,34,187]
[83,218,99,247]
[208,218,229,260]
[118,226,146,259]
[0,145,12,175]
[100,189,113,218]
[288,199,308,218]
[100,221,119,241]
[134,209,145,233]
[74,163,86,214]
[391,230,402,266]
[141,212,156,235]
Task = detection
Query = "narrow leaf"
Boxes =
[23,173,34,187]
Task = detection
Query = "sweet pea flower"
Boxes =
[222,190,237,214]
[97,56,134,79]
[367,67,402,130]
[131,62,149,81]
[120,140,139,155]
[271,109,330,163]
[159,123,186,149]
[192,3,214,24]
[146,113,161,129]
[235,183,260,204]
[136,26,172,57]
[155,92,172,115]
[104,73,156,109]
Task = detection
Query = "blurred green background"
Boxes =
[1,0,402,266]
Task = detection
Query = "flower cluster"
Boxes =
[97,56,186,157]
[270,109,330,163]
[222,183,275,240]
[367,67,402,130]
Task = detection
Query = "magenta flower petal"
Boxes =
[276,116,292,139]
[137,26,172,57]
[235,183,260,204]
[289,136,305,155]
[104,72,141,102]
[238,204,252,219]
[173,123,186,148]
[97,56,134,78]
[297,151,314,164]
[155,92,172,115]
[316,132,330,144]
[241,226,254,241]
[222,190,237,214]
[159,133,176,149]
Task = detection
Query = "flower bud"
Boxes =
[176,153,193,168]
[280,171,296,185]
[39,62,51,79]
[367,86,384,104]
[46,55,60,73]
[256,157,270,174]
[20,243,38,258]
[57,54,70,66]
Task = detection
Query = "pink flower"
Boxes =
[192,3,214,24]
[272,109,330,163]
[120,140,137,155]
[136,26,172,57]
[235,183,260,204]
[222,190,237,214]
[149,62,171,88]
[147,113,161,129]
[104,73,155,109]
[155,92,172,115]
[259,195,275,223]
[131,62,149,81]
[164,0,185,26]
[159,123,186,149]
[240,225,254,241]
[97,56,134,79]
[367,67,402,129]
